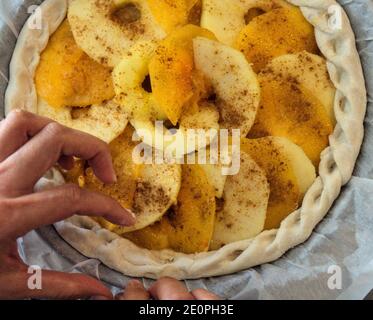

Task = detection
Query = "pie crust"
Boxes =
[5,0,367,279]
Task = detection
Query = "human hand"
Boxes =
[115,277,221,300]
[0,110,135,300]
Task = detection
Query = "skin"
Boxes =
[0,110,219,300]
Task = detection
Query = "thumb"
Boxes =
[4,270,113,300]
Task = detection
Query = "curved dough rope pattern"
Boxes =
[4,0,367,279]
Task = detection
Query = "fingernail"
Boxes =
[111,172,118,183]
[128,209,137,220]
[119,209,136,226]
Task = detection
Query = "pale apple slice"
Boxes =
[210,151,269,250]
[200,163,227,199]
[82,126,182,233]
[193,37,260,136]
[242,137,316,230]
[68,0,166,67]
[37,98,128,144]
[264,51,336,124]
[201,0,292,46]
[125,164,216,253]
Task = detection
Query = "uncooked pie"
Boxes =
[5,0,366,279]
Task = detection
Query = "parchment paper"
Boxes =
[1,0,372,300]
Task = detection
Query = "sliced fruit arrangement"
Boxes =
[37,99,128,144]
[242,137,316,230]
[35,20,128,143]
[68,0,202,67]
[113,25,260,155]
[210,151,270,250]
[201,0,292,46]
[149,25,216,125]
[68,0,165,67]
[34,0,337,253]
[64,126,182,234]
[35,20,115,109]
[200,155,228,199]
[248,55,334,167]
[147,0,203,33]
[193,37,260,136]
[124,164,216,254]
[263,51,336,125]
[235,7,318,72]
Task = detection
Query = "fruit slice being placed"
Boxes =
[201,0,292,46]
[242,137,316,230]
[235,7,318,72]
[79,126,182,233]
[249,70,334,167]
[68,0,166,67]
[263,51,336,125]
[210,151,270,250]
[193,37,260,136]
[125,164,216,254]
[35,19,115,109]
[35,19,128,144]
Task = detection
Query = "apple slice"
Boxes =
[113,38,219,156]
[249,71,334,167]
[242,137,316,230]
[68,0,166,67]
[264,51,336,125]
[201,0,292,46]
[210,151,269,250]
[200,163,227,199]
[235,7,318,72]
[37,99,128,144]
[125,164,216,253]
[83,126,182,233]
[193,37,260,136]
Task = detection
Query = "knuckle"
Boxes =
[63,184,82,204]
[96,139,110,155]
[7,110,30,127]
[44,122,65,138]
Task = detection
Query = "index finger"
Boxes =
[1,121,117,197]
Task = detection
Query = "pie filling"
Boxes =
[34,0,336,253]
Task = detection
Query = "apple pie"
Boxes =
[5,0,366,279]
